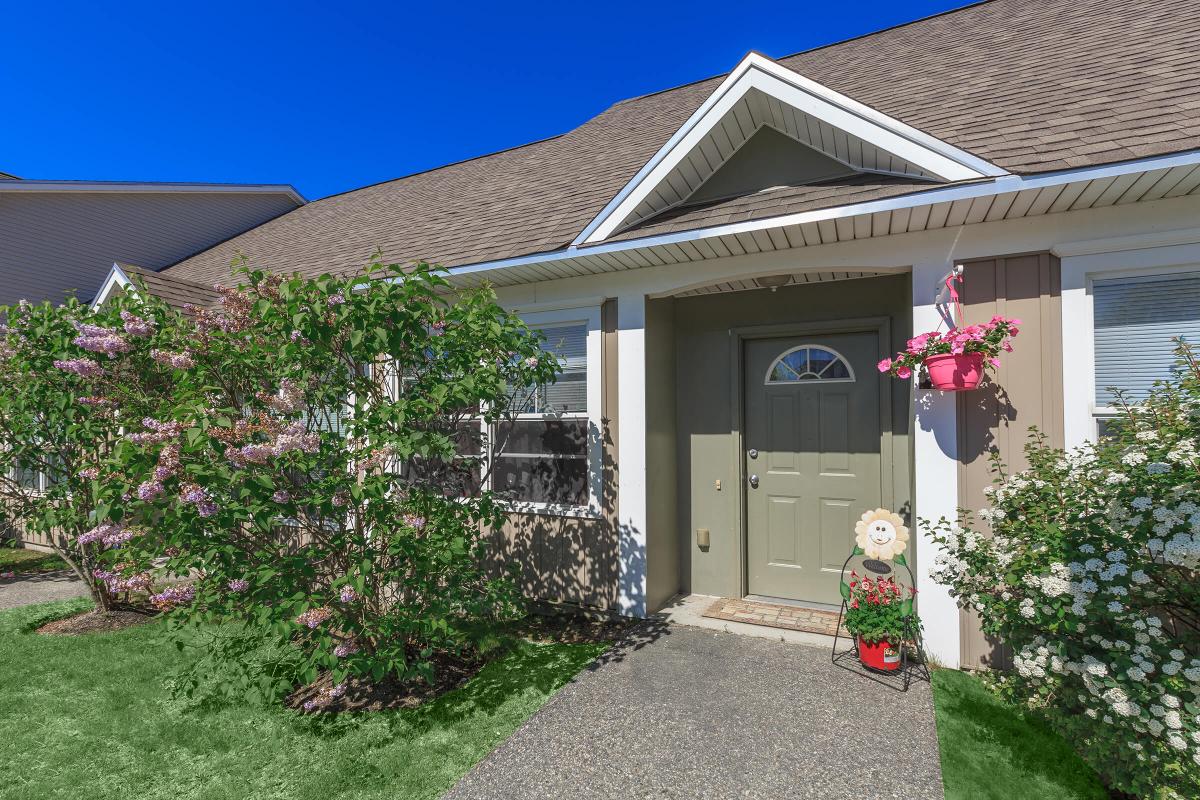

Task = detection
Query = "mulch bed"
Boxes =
[512,608,635,645]
[286,649,487,714]
[37,608,155,635]
[286,609,630,715]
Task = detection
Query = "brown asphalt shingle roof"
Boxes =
[164,0,1200,286]
[117,263,219,310]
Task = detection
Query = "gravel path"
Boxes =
[445,622,943,800]
[0,570,90,610]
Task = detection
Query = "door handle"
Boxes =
[748,474,759,488]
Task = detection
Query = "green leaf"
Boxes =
[852,546,865,556]
[839,581,851,601]
[893,553,907,567]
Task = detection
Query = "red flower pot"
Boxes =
[925,352,984,391]
[858,636,902,671]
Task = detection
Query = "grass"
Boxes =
[932,669,1109,800]
[0,600,607,800]
[0,546,69,574]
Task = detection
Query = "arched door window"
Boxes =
[764,345,855,384]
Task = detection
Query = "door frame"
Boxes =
[728,316,894,600]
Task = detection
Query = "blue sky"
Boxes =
[1,1,970,200]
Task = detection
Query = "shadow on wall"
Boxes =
[489,418,644,617]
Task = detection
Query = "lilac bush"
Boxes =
[110,259,559,701]
[0,294,181,611]
[929,344,1200,798]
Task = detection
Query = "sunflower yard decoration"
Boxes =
[854,508,910,562]
[832,507,927,687]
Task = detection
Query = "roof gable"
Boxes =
[574,52,1007,244]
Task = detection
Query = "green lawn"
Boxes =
[933,669,1109,800]
[0,546,68,574]
[0,600,606,800]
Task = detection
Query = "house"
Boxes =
[0,173,304,307]
[98,0,1200,669]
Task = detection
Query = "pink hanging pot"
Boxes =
[924,352,984,391]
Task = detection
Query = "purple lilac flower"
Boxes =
[120,311,156,337]
[72,321,132,357]
[53,358,105,378]
[150,349,195,369]
[339,585,357,604]
[80,522,136,549]
[128,418,183,446]
[79,466,100,480]
[525,356,539,368]
[137,480,165,501]
[272,490,291,503]
[150,584,195,609]
[226,578,249,593]
[332,492,349,508]
[402,513,426,531]
[303,700,318,712]
[333,641,359,658]
[196,499,218,517]
[296,607,334,629]
[78,395,111,407]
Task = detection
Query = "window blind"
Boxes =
[1093,271,1200,406]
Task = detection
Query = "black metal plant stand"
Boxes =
[830,551,931,692]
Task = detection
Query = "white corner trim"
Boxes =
[1052,226,1200,258]
[90,263,132,309]
[572,52,1005,245]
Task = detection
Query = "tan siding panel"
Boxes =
[957,252,1063,669]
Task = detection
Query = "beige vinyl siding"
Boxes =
[488,299,621,610]
[956,252,1063,669]
[0,191,298,306]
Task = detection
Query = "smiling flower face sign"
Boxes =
[854,509,910,560]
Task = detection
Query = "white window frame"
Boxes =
[492,305,603,519]
[1059,234,1200,448]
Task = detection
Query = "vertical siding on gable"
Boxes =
[956,252,1063,669]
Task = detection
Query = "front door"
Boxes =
[744,331,883,604]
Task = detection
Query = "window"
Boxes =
[765,345,854,384]
[493,322,592,508]
[1092,271,1200,426]
[380,308,600,514]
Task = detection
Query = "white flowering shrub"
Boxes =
[930,344,1200,799]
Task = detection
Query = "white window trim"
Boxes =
[494,305,604,519]
[1060,234,1200,448]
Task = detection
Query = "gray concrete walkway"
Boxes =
[0,570,89,610]
[446,623,943,800]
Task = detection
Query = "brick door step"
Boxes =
[702,597,848,637]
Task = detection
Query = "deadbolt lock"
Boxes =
[748,448,759,459]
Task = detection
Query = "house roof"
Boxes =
[162,0,1200,287]
[109,263,220,310]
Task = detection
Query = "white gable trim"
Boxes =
[574,53,1006,245]
[90,263,132,309]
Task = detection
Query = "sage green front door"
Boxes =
[744,332,882,604]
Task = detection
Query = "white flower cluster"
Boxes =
[925,399,1200,795]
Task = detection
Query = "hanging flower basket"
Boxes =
[924,352,985,391]
[877,316,1020,391]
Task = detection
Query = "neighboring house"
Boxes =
[0,174,304,307]
[94,0,1200,669]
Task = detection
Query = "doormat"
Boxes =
[702,597,847,637]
